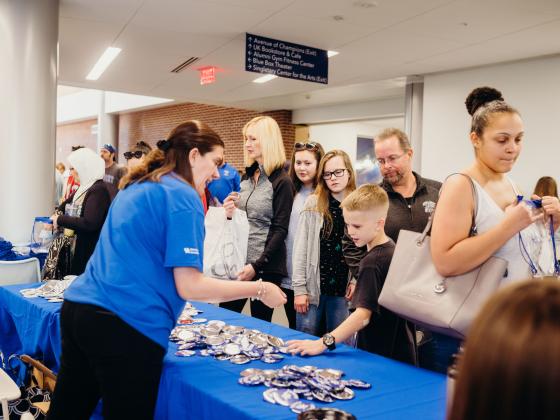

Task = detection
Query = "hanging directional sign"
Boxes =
[245,33,328,85]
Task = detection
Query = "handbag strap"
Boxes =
[417,173,478,244]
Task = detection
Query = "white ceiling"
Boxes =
[59,0,560,111]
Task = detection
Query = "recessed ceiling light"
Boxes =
[252,74,278,84]
[86,47,122,80]
[353,1,378,8]
[327,51,339,58]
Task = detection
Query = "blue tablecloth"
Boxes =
[0,284,447,419]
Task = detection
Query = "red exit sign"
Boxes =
[199,67,216,85]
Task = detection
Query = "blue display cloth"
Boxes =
[0,284,447,419]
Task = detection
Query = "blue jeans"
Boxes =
[296,295,349,337]
[418,331,461,374]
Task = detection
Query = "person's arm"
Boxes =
[251,176,295,274]
[173,266,286,307]
[288,259,379,356]
[56,185,111,233]
[540,196,560,231]
[431,175,543,276]
[287,307,372,356]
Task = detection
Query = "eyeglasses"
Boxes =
[124,151,144,160]
[295,142,319,151]
[322,168,347,180]
[376,152,406,166]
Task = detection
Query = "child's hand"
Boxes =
[286,339,326,356]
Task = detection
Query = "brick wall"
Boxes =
[117,102,295,171]
[55,119,97,166]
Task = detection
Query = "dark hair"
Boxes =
[131,141,152,155]
[71,145,85,152]
[289,141,325,192]
[465,87,519,137]
[533,176,558,198]
[119,120,224,190]
[449,278,560,420]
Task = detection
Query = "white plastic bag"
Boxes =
[203,207,249,280]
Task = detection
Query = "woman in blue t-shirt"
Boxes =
[47,121,287,420]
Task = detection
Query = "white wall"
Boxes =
[57,88,173,124]
[308,118,405,163]
[422,55,560,194]
[293,96,404,125]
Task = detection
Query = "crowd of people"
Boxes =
[43,86,560,419]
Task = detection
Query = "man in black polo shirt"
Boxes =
[343,128,441,368]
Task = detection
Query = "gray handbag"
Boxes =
[378,174,507,339]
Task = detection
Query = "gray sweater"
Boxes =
[291,194,324,306]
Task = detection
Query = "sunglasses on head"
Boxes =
[294,142,319,151]
[124,151,144,160]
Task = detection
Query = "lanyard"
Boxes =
[516,195,559,276]
[518,216,560,277]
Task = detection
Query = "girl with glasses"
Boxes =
[279,141,325,329]
[292,150,357,336]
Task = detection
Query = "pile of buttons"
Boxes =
[20,278,76,302]
[176,302,206,325]
[170,319,289,365]
[238,365,371,414]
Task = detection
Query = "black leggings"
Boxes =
[282,287,296,330]
[47,301,165,420]
[220,297,274,322]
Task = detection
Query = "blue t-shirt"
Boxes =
[64,174,204,348]
[207,162,241,203]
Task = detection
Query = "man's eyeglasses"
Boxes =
[376,152,406,166]
[124,151,144,160]
[295,142,319,151]
[322,168,347,180]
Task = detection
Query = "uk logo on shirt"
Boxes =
[184,247,200,255]
[423,200,436,214]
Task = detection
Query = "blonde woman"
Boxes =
[292,150,357,336]
[222,116,295,322]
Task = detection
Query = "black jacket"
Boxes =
[57,180,117,275]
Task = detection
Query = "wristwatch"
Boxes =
[322,333,336,351]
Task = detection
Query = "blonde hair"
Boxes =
[341,184,389,215]
[243,116,286,175]
[315,150,356,238]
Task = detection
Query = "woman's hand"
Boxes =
[294,294,309,314]
[541,196,560,220]
[50,214,59,230]
[286,339,326,356]
[237,264,256,281]
[260,282,287,308]
[345,282,356,301]
[503,201,544,233]
[223,195,237,219]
